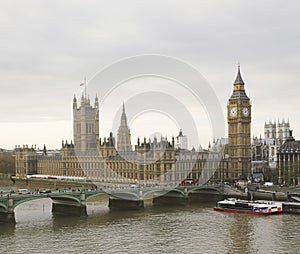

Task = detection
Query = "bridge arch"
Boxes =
[13,196,50,209]
[109,191,140,200]
[0,202,8,213]
[143,188,185,199]
[170,189,185,195]
[49,195,82,204]
[186,185,223,196]
[165,189,185,197]
[85,192,109,202]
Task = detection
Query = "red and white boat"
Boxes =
[214,198,283,215]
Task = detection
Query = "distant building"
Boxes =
[251,136,270,181]
[252,120,298,183]
[264,119,290,145]
[261,120,292,169]
[251,120,290,181]
[277,130,300,185]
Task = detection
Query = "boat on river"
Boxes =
[214,198,283,215]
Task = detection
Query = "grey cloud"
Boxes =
[1,0,300,148]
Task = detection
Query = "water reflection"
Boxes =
[227,214,252,254]
[0,223,15,236]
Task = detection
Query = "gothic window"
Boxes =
[278,129,283,140]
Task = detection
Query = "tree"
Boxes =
[0,151,15,174]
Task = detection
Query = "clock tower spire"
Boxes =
[227,65,251,180]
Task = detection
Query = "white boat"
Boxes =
[214,198,283,215]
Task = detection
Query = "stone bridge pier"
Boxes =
[51,192,87,216]
[0,195,16,224]
[108,190,144,210]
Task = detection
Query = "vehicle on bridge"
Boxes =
[180,178,198,186]
[39,189,52,194]
[27,174,88,181]
[17,189,30,194]
[263,182,274,186]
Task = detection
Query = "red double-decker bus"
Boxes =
[180,178,198,186]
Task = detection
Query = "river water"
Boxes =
[1,178,300,254]
[1,197,300,254]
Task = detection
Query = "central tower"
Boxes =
[227,66,251,180]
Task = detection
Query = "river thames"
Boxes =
[0,196,300,254]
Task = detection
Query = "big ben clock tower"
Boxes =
[227,65,251,180]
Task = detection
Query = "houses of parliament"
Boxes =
[14,68,300,186]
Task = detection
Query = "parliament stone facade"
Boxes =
[15,90,225,185]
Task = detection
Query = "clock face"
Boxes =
[230,107,237,116]
[243,107,249,116]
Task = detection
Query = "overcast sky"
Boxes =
[0,0,300,150]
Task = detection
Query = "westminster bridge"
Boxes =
[0,184,233,223]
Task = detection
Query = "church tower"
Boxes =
[117,103,132,152]
[73,94,99,152]
[227,66,251,180]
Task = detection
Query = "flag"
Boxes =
[80,83,85,86]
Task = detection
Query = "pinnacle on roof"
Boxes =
[120,102,128,126]
[234,64,244,85]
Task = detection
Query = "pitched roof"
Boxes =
[234,65,244,85]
